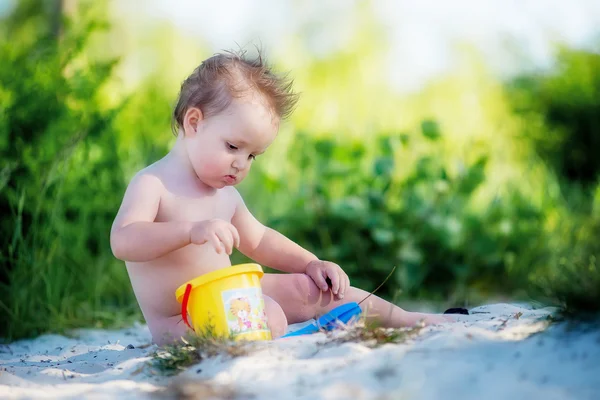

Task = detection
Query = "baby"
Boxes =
[110,50,449,345]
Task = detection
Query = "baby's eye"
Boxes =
[249,154,256,160]
[227,143,238,150]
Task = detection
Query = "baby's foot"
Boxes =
[424,309,469,324]
[403,311,460,326]
[419,313,454,325]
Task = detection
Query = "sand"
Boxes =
[1,303,599,399]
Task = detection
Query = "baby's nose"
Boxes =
[232,157,248,170]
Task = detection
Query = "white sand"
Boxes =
[1,303,599,399]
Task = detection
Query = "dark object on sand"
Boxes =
[444,308,469,315]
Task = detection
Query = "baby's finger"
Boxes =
[229,224,240,249]
[339,274,350,299]
[339,274,346,298]
[216,229,233,254]
[327,268,341,295]
[210,234,223,254]
[310,271,329,292]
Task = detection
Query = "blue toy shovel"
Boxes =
[281,302,362,338]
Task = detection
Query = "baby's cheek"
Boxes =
[237,169,249,180]
[198,158,223,176]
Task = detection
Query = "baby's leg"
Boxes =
[148,314,191,347]
[263,295,288,338]
[261,273,449,328]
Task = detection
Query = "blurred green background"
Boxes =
[1,0,600,341]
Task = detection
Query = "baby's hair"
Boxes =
[172,48,299,135]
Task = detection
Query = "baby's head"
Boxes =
[172,49,298,188]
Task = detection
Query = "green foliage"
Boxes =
[530,212,600,316]
[0,1,139,340]
[504,48,600,315]
[326,321,423,348]
[508,48,600,185]
[152,329,245,376]
[265,129,545,301]
[2,2,600,342]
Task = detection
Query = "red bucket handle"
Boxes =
[181,283,194,331]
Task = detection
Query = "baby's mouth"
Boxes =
[224,175,237,184]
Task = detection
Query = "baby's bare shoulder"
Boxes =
[127,165,166,192]
[113,166,167,229]
[222,186,244,205]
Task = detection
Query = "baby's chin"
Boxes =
[191,176,222,190]
[195,173,246,189]
[208,179,243,189]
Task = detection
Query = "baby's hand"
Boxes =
[305,260,350,300]
[190,219,240,255]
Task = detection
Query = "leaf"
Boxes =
[421,120,441,140]
[372,228,394,245]
[373,157,394,178]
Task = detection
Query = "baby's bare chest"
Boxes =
[155,191,236,223]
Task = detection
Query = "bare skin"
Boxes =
[111,93,449,346]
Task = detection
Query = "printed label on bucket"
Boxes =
[222,287,269,336]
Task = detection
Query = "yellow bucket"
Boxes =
[175,263,272,341]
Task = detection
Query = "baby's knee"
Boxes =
[285,273,333,321]
[263,295,287,338]
[262,273,334,323]
[286,273,324,305]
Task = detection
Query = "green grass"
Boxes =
[538,258,600,319]
[150,317,425,378]
[530,213,600,319]
[151,326,248,376]
[0,199,140,342]
[323,319,424,348]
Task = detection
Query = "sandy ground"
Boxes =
[1,303,599,399]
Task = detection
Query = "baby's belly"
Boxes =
[125,244,232,320]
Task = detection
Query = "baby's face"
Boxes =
[185,95,279,189]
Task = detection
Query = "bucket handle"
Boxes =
[181,283,194,331]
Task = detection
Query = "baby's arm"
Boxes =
[110,173,192,262]
[231,189,350,298]
[231,189,317,273]
[232,189,349,298]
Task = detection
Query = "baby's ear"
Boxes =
[183,107,204,137]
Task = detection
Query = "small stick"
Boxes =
[358,266,397,306]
